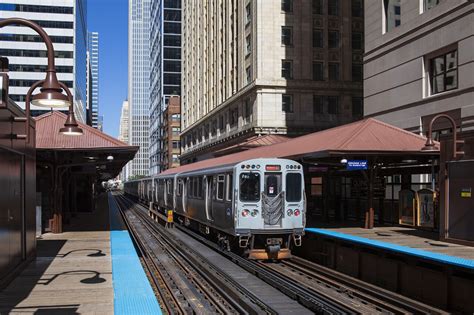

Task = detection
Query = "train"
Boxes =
[124,158,306,259]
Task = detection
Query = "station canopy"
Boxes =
[161,118,439,176]
[35,111,138,180]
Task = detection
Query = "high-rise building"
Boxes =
[180,0,364,163]
[118,100,129,180]
[161,96,181,170]
[149,0,182,175]
[87,31,99,128]
[128,0,151,177]
[118,100,129,144]
[0,0,88,123]
[364,0,473,136]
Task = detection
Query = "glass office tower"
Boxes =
[0,0,88,122]
[128,0,151,178]
[149,0,182,175]
[87,31,99,128]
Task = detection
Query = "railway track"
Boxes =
[116,193,448,314]
[113,193,278,315]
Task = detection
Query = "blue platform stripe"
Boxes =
[306,228,474,270]
[108,194,162,315]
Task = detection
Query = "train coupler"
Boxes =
[239,235,251,248]
[293,234,302,247]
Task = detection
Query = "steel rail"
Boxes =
[286,256,449,315]
[112,194,185,315]
[116,194,269,315]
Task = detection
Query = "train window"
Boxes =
[217,175,225,200]
[193,177,198,198]
[266,175,279,197]
[177,179,183,196]
[286,173,302,202]
[226,174,233,201]
[197,177,203,199]
[167,180,171,194]
[240,173,260,202]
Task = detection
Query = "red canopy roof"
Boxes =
[214,134,289,156]
[161,118,437,176]
[35,111,134,150]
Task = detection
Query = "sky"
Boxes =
[88,0,128,137]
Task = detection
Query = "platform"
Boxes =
[306,226,474,269]
[0,193,161,314]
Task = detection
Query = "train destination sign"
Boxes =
[346,160,368,170]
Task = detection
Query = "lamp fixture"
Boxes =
[340,158,348,164]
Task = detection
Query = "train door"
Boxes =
[205,176,214,221]
[183,178,188,212]
[263,172,283,226]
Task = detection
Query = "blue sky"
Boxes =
[88,0,128,137]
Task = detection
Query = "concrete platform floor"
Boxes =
[322,225,474,260]
[0,231,113,314]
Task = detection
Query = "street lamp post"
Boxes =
[0,18,83,139]
[422,114,464,158]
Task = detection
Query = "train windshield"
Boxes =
[286,173,302,202]
[239,173,260,202]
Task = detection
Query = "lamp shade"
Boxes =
[31,90,70,108]
[30,71,70,108]
[59,111,83,136]
[59,125,83,136]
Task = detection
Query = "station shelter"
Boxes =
[34,111,138,233]
[167,118,440,233]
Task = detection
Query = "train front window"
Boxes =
[286,173,302,202]
[240,173,260,202]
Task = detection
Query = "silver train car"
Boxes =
[124,158,305,259]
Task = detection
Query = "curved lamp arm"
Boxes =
[0,18,56,71]
[24,80,45,144]
[422,113,464,158]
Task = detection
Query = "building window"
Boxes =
[423,0,440,11]
[383,0,401,33]
[352,0,363,17]
[313,95,324,117]
[246,66,252,84]
[312,0,323,14]
[352,63,363,81]
[229,108,238,127]
[430,50,458,95]
[313,29,323,48]
[282,60,293,79]
[246,34,252,55]
[281,26,293,46]
[328,63,340,80]
[244,99,252,123]
[327,96,339,114]
[352,97,363,117]
[282,94,293,113]
[281,0,293,12]
[313,62,324,81]
[245,3,252,25]
[219,115,224,131]
[352,32,363,50]
[328,31,340,49]
[328,0,339,16]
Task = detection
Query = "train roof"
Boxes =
[159,118,435,177]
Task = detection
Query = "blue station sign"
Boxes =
[346,160,368,170]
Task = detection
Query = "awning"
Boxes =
[35,111,138,180]
[161,118,439,176]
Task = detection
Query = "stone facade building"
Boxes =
[180,0,364,163]
[364,0,474,135]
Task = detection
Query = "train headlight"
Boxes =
[251,209,259,217]
[287,209,293,216]
[242,209,250,217]
[294,209,301,217]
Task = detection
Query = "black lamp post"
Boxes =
[0,18,83,140]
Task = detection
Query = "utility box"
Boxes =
[447,160,474,241]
